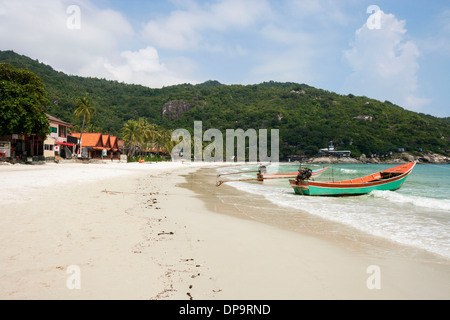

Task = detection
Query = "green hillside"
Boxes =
[1,50,449,159]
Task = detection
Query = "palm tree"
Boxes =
[74,95,96,158]
[122,119,143,157]
[137,118,160,157]
[157,129,176,158]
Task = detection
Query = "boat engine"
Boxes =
[257,165,267,181]
[296,168,312,181]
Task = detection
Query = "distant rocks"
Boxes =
[310,156,360,164]
[417,153,450,164]
[353,115,373,121]
[162,100,193,121]
[276,113,283,122]
[358,152,449,164]
[290,89,306,94]
[307,152,449,164]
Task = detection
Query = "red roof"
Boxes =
[109,136,119,151]
[71,133,103,148]
[102,135,111,149]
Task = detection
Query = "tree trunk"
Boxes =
[78,114,86,159]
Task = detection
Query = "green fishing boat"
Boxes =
[289,162,416,196]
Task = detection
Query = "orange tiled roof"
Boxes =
[110,136,119,151]
[102,135,111,148]
[71,133,103,148]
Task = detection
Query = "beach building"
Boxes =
[109,136,121,160]
[44,114,75,159]
[70,133,103,159]
[0,140,11,159]
[139,142,165,157]
[0,114,74,162]
[101,134,121,160]
[118,140,125,154]
[70,133,121,160]
[102,134,111,153]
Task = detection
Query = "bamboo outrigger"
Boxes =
[216,165,329,187]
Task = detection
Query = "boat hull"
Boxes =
[290,175,409,196]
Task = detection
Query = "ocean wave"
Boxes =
[369,190,450,212]
[226,180,450,259]
[340,168,358,174]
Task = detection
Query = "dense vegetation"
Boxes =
[0,63,50,137]
[1,50,449,159]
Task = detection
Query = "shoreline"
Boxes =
[0,162,449,299]
[188,167,450,264]
[179,167,450,299]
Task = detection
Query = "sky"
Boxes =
[0,0,449,117]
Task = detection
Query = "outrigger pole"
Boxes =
[217,170,260,178]
[216,175,296,187]
[216,164,329,187]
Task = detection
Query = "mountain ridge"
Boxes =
[1,50,449,159]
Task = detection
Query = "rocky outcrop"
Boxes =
[307,152,450,164]
[417,153,450,164]
[359,152,450,164]
[309,156,361,164]
[161,100,193,121]
[353,115,373,121]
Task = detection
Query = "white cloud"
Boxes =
[101,47,197,88]
[343,10,430,111]
[0,0,133,74]
[0,0,196,88]
[140,0,272,51]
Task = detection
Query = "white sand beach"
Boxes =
[0,161,448,300]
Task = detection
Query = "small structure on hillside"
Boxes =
[317,141,351,158]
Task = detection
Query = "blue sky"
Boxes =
[0,0,449,117]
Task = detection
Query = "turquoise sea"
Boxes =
[217,163,450,260]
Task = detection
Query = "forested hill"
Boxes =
[1,50,449,158]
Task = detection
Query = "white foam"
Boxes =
[226,179,450,260]
[370,190,450,212]
[340,168,358,174]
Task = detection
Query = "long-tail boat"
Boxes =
[289,162,416,196]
